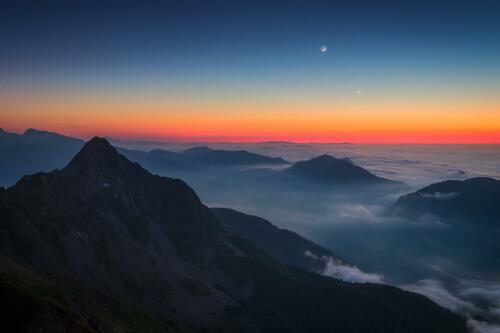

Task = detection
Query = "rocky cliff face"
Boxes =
[0,138,235,327]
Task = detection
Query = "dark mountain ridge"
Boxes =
[181,146,288,165]
[0,138,467,332]
[1,137,228,327]
[212,207,341,272]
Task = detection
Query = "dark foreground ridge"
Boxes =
[0,137,467,332]
[212,207,342,272]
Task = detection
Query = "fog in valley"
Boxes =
[2,132,499,331]
[112,140,500,332]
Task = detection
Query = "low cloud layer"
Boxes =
[468,319,500,333]
[402,279,477,313]
[403,278,500,333]
[305,250,383,283]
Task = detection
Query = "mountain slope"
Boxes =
[212,207,340,272]
[215,235,467,333]
[0,255,186,333]
[390,177,500,278]
[393,177,500,225]
[1,137,230,328]
[0,138,467,332]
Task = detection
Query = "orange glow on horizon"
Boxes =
[1,93,499,144]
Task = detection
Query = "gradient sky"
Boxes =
[1,0,500,143]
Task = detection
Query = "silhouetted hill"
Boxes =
[286,155,402,185]
[0,138,467,332]
[394,177,500,225]
[181,146,289,165]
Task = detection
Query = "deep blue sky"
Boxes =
[2,0,499,89]
[1,0,499,142]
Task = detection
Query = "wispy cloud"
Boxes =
[419,191,459,200]
[305,250,383,283]
[467,318,500,333]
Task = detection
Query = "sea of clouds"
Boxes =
[120,140,500,332]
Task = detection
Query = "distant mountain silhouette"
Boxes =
[0,138,466,332]
[0,128,289,185]
[285,155,402,185]
[212,207,341,272]
[393,177,500,225]
[118,147,196,173]
[119,145,288,176]
[181,146,288,165]
[0,128,84,186]
[390,177,500,279]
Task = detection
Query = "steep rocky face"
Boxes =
[11,137,221,262]
[1,138,231,327]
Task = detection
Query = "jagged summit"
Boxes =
[65,137,132,174]
[72,136,118,159]
[10,135,221,263]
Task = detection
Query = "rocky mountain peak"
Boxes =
[65,137,129,174]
